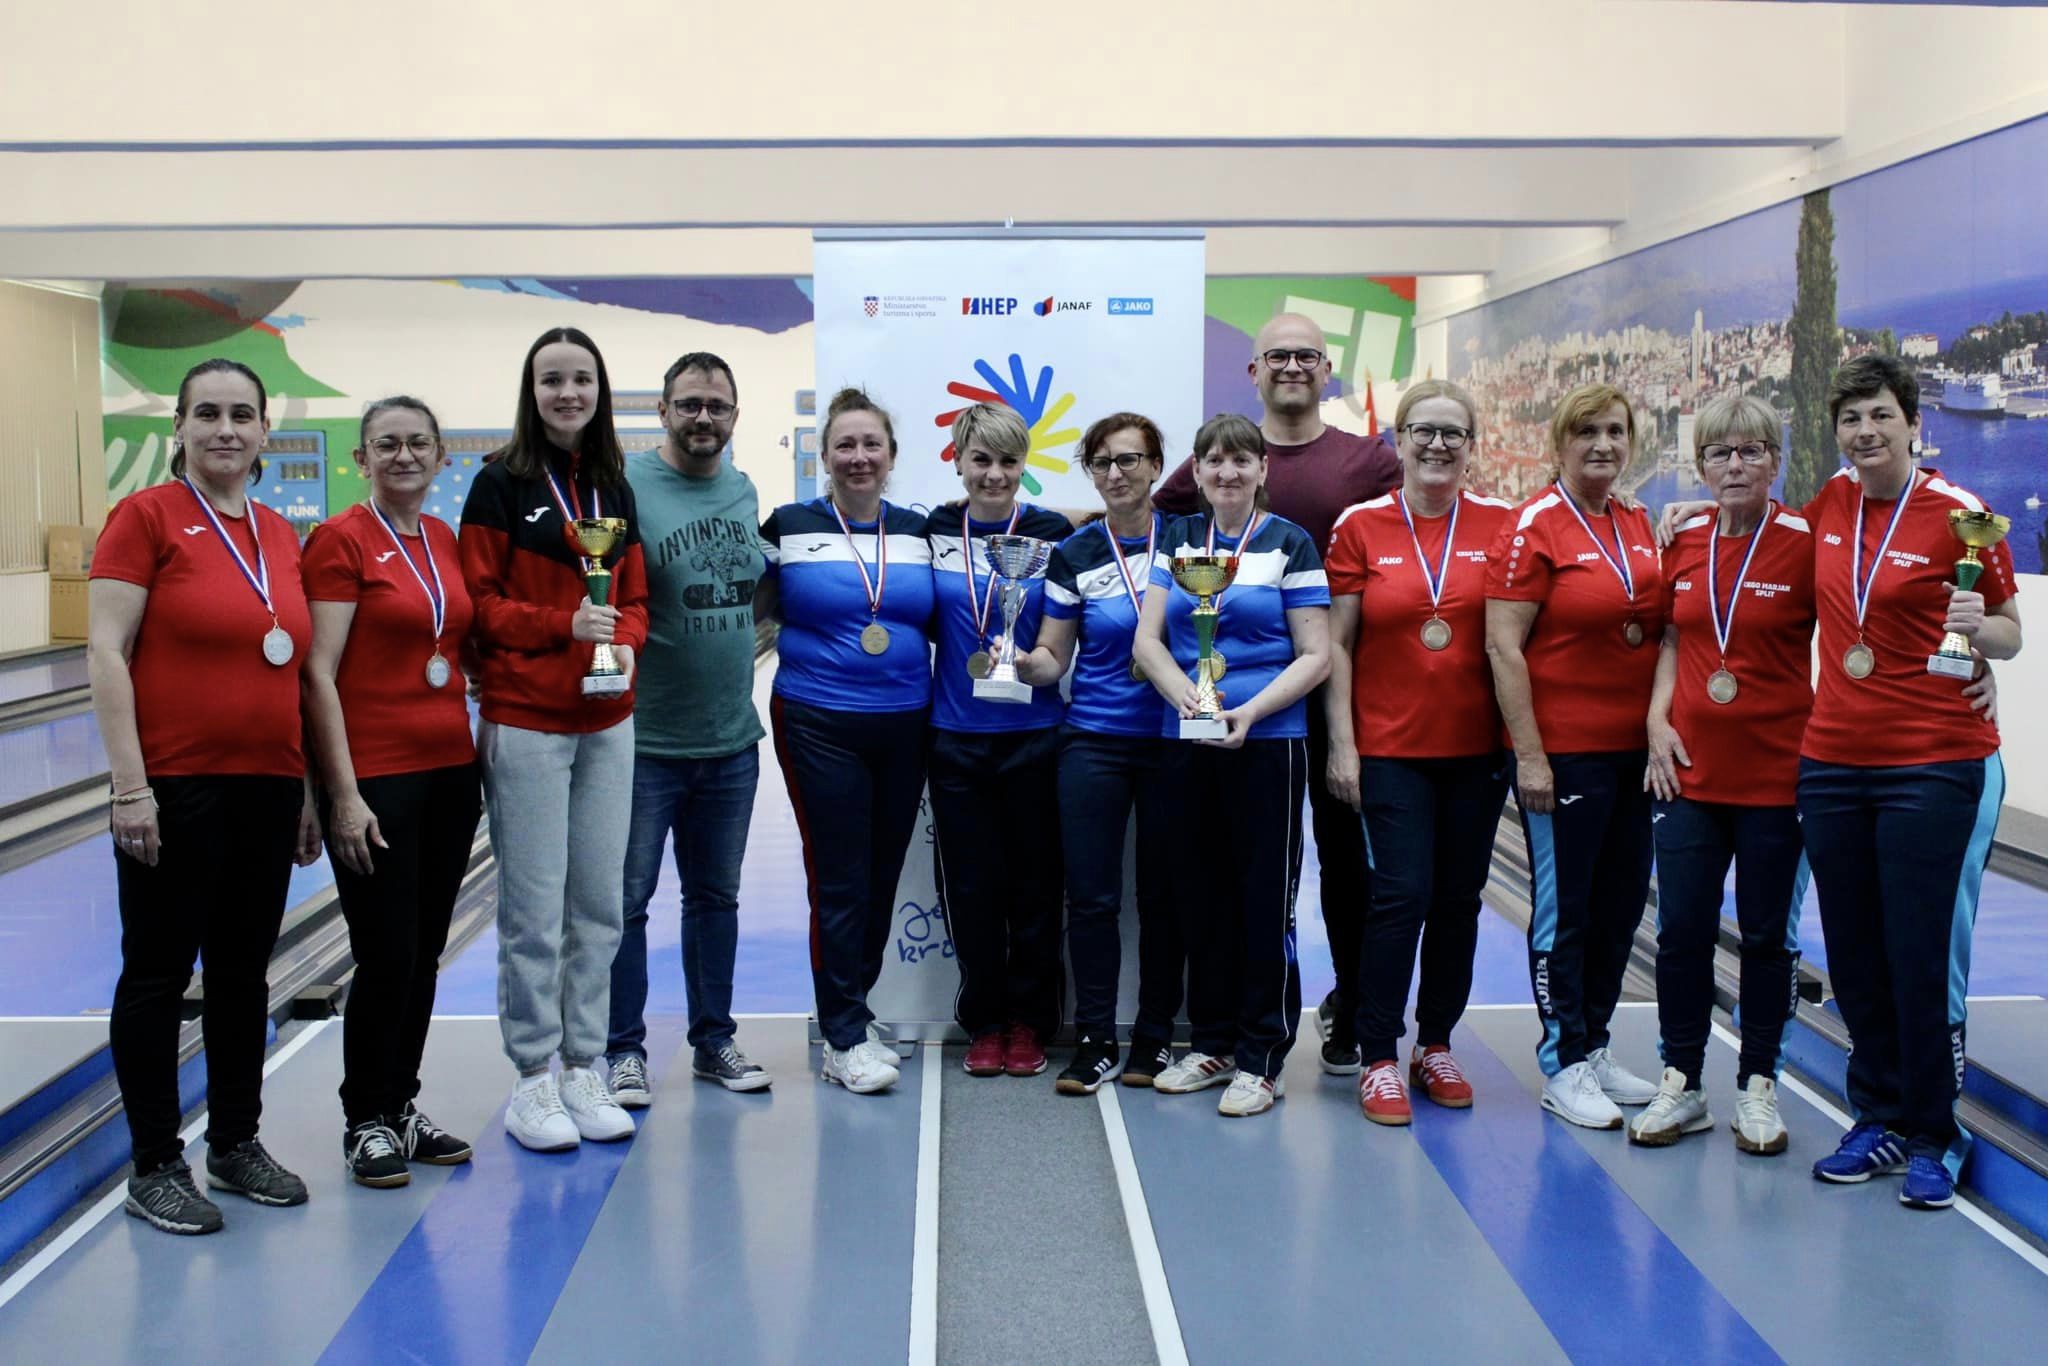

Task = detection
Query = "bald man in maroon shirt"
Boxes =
[1155,312,1400,1073]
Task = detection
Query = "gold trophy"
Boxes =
[1170,555,1239,739]
[1927,508,2010,679]
[571,516,632,697]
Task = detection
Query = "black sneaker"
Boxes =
[1121,1037,1173,1088]
[693,1042,773,1093]
[125,1160,224,1235]
[206,1138,309,1207]
[1056,1037,1122,1095]
[344,1120,410,1189]
[1315,990,1340,1042]
[394,1101,473,1165]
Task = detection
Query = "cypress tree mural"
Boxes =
[1787,188,1839,506]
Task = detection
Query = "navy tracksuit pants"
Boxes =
[770,697,929,1052]
[1307,694,1374,1034]
[1797,754,2004,1169]
[1516,750,1654,1075]
[1161,737,1307,1079]
[1353,752,1509,1064]
[1649,796,1804,1090]
[1057,729,1184,1047]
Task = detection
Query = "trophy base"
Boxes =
[1179,715,1228,740]
[581,671,631,697]
[1926,652,1976,680]
[972,676,1033,703]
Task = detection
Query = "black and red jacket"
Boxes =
[458,443,649,734]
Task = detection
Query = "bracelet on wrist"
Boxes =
[111,786,155,806]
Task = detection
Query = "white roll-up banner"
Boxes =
[811,230,1206,1038]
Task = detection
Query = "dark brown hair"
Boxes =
[170,358,268,481]
[1078,411,1166,465]
[1192,412,1271,514]
[1828,353,1920,426]
[821,386,899,455]
[500,326,626,489]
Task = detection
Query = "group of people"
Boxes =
[88,312,2014,1237]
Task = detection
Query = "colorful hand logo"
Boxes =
[933,353,1078,495]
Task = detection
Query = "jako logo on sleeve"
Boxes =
[1106,297,1154,316]
[962,297,1018,316]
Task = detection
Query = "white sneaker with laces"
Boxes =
[1732,1074,1790,1155]
[560,1066,636,1141]
[1587,1047,1659,1106]
[607,1054,652,1109]
[822,1039,900,1094]
[1542,1061,1624,1130]
[1152,1052,1237,1094]
[1217,1071,1283,1117]
[504,1073,581,1152]
[1629,1067,1714,1146]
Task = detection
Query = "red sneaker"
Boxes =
[1004,1024,1047,1077]
[964,1029,1008,1076]
[1410,1045,1474,1108]
[1359,1060,1412,1126]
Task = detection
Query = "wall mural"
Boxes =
[100,272,1415,535]
[1450,111,2048,571]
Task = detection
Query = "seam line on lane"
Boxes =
[1710,1021,2048,1279]
[909,1042,941,1366]
[0,1018,333,1313]
[1096,1085,1189,1366]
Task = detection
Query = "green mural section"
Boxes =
[1205,276,1417,384]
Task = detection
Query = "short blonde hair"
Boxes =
[1548,383,1637,464]
[1693,393,1781,464]
[1393,378,1480,436]
[950,402,1030,463]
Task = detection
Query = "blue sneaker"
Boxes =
[1899,1155,1956,1209]
[1812,1121,1908,1183]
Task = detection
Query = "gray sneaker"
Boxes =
[694,1042,772,1092]
[126,1160,224,1235]
[205,1138,309,1207]
[608,1054,652,1109]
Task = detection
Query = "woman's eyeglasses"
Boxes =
[1082,452,1151,476]
[1701,443,1773,467]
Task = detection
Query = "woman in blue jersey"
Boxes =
[928,403,1074,1079]
[759,388,937,1095]
[1132,414,1332,1117]
[1013,413,1181,1094]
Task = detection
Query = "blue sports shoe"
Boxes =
[1899,1156,1956,1210]
[1812,1121,1908,1183]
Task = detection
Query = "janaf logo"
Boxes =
[1032,296,1092,316]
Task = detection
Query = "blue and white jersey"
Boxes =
[1045,515,1167,738]
[1148,512,1330,740]
[927,501,1072,733]
[762,498,935,712]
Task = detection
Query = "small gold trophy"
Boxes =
[570,516,632,697]
[1927,508,2010,679]
[1169,555,1240,740]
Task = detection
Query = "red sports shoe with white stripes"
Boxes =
[1359,1061,1411,1125]
[1410,1045,1474,1108]
[964,1029,1008,1076]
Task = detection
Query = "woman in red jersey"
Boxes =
[1325,380,1512,1126]
[1796,355,2020,1211]
[1484,383,1664,1131]
[1632,394,1815,1155]
[89,358,320,1236]
[304,397,481,1189]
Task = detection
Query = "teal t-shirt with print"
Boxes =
[625,450,767,758]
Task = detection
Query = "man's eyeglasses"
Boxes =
[1402,423,1472,451]
[1701,442,1773,467]
[1082,451,1151,476]
[1261,348,1325,371]
[669,398,736,419]
[367,435,439,456]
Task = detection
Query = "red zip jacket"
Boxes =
[458,446,649,734]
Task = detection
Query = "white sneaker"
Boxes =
[1152,1052,1237,1094]
[1541,1061,1623,1130]
[504,1073,580,1152]
[607,1054,652,1109]
[1628,1067,1714,1146]
[560,1066,636,1141]
[1732,1074,1790,1155]
[822,1039,900,1094]
[1217,1071,1284,1117]
[866,1020,899,1050]
[1587,1047,1659,1106]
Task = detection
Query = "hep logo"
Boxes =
[1032,297,1055,317]
[933,353,1078,496]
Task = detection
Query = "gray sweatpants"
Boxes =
[479,716,635,1072]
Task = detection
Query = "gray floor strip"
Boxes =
[937,1051,1156,1366]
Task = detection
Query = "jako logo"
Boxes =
[961,297,1018,316]
[1107,297,1154,316]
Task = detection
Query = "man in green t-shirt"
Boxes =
[605,352,771,1098]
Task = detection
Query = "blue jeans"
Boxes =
[607,746,760,1057]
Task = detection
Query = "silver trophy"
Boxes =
[974,534,1055,703]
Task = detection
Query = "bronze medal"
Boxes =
[1707,669,1739,705]
[1420,617,1453,652]
[860,621,891,655]
[966,650,993,680]
[1624,619,1645,648]
[1843,642,1875,680]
